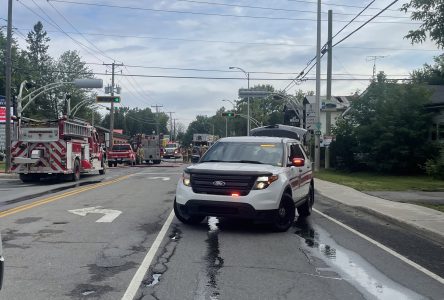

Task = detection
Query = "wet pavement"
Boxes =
[1,166,443,299]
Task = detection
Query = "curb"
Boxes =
[315,189,444,246]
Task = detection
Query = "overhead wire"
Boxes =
[48,0,417,24]
[287,0,401,12]
[174,0,410,19]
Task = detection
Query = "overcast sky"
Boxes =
[2,0,441,127]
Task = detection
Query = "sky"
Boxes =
[2,0,442,128]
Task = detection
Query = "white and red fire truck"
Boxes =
[11,116,106,183]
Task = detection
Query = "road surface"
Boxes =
[0,165,443,299]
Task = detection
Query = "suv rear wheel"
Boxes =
[174,198,205,225]
[271,193,295,232]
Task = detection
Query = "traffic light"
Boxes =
[222,112,238,117]
[96,96,121,103]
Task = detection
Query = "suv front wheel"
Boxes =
[271,193,295,232]
[174,198,205,225]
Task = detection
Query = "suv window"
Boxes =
[288,143,306,164]
[201,142,284,166]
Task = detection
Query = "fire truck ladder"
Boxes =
[63,121,91,138]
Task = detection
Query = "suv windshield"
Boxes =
[112,144,131,151]
[201,142,284,166]
[166,144,177,149]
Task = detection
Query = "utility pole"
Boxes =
[314,0,322,172]
[103,62,123,148]
[166,111,175,140]
[173,118,179,141]
[366,55,386,79]
[151,104,163,136]
[4,0,13,172]
[325,9,333,169]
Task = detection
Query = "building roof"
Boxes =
[427,85,444,105]
[304,95,351,110]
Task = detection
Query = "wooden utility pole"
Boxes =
[103,62,123,148]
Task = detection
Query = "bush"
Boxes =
[425,147,444,179]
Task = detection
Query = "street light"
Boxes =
[229,66,251,136]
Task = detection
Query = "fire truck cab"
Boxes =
[11,116,106,183]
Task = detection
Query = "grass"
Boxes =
[415,203,444,213]
[315,169,444,191]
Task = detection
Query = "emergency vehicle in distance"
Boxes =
[11,116,106,183]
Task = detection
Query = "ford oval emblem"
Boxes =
[213,180,226,187]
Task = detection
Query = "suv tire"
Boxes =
[174,198,205,225]
[298,182,314,217]
[271,193,295,232]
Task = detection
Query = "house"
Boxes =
[303,95,352,134]
[426,85,444,142]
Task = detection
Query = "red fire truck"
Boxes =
[10,116,106,183]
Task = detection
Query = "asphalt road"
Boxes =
[0,165,443,300]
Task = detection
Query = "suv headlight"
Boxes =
[253,175,279,190]
[182,172,191,186]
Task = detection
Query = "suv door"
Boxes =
[288,143,310,200]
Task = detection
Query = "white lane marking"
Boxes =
[146,176,170,181]
[121,210,175,300]
[68,206,122,223]
[313,208,444,285]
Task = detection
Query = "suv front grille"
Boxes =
[191,173,257,196]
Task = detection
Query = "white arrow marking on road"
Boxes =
[146,176,170,181]
[68,206,122,223]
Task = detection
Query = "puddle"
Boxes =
[147,273,162,287]
[294,220,424,300]
[82,290,95,296]
[204,217,224,299]
[0,180,102,207]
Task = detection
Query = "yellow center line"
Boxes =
[0,174,133,219]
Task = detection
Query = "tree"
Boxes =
[411,54,444,84]
[402,0,444,48]
[25,22,56,119]
[331,72,437,173]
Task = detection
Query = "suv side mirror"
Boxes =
[291,157,305,167]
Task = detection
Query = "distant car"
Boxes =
[174,136,314,232]
[107,144,136,167]
[0,233,4,290]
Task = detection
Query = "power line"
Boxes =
[46,0,120,63]
[17,0,104,62]
[333,0,400,48]
[8,24,438,52]
[175,0,410,19]
[48,0,417,24]
[332,0,375,40]
[287,0,402,12]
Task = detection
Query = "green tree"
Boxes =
[25,21,56,118]
[332,72,437,173]
[411,54,444,84]
[402,0,444,48]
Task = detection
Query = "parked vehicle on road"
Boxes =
[11,117,106,183]
[134,134,161,164]
[174,136,314,231]
[107,143,136,167]
[163,142,181,159]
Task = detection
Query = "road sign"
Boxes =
[323,135,333,146]
[0,96,5,106]
[96,96,121,103]
[68,206,122,223]
[315,130,322,136]
[315,122,322,130]
[0,107,5,123]
[238,89,270,98]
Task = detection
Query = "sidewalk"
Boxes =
[315,178,444,244]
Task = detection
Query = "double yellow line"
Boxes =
[0,174,133,219]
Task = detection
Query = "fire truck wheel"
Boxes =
[108,161,113,168]
[71,159,81,182]
[113,162,118,167]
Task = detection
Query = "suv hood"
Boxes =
[186,162,283,174]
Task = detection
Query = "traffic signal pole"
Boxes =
[103,62,123,148]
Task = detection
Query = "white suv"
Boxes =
[174,136,314,231]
